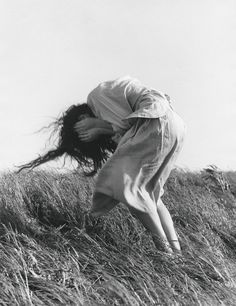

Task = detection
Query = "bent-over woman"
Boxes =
[19,76,186,254]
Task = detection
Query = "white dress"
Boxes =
[87,76,186,215]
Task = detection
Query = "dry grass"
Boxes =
[0,168,236,305]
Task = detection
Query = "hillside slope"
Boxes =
[0,169,236,305]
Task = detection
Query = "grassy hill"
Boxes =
[0,168,236,305]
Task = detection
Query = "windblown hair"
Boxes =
[17,104,117,176]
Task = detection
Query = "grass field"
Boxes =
[0,167,236,305]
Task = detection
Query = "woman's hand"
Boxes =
[77,128,100,142]
[74,118,98,133]
[74,118,114,142]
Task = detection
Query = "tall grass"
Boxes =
[0,168,236,305]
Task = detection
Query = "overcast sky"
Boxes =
[0,0,236,171]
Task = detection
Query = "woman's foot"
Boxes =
[152,235,173,254]
[169,239,182,254]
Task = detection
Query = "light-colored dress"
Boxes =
[87,76,186,216]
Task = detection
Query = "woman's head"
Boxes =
[18,103,117,175]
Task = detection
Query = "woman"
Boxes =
[19,76,186,254]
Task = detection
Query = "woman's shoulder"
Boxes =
[97,76,140,89]
[99,76,137,90]
[87,76,138,100]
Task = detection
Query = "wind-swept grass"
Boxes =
[0,168,236,305]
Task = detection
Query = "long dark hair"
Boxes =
[17,104,117,176]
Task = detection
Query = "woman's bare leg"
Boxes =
[156,199,181,253]
[123,175,172,253]
[128,206,173,253]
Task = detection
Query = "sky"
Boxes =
[0,0,236,172]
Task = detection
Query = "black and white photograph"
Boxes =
[0,1,236,305]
